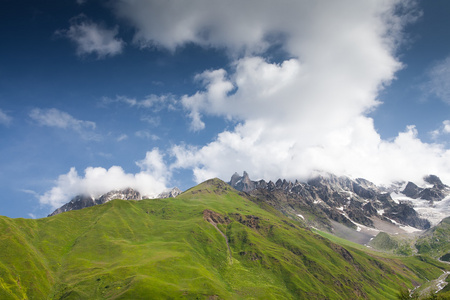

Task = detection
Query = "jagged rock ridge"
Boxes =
[228,172,436,234]
[48,187,182,217]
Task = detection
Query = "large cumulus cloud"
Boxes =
[115,0,446,185]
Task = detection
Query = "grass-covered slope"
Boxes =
[0,179,448,299]
[416,217,450,259]
[369,232,415,256]
[370,232,400,251]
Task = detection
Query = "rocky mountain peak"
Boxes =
[96,188,142,205]
[401,175,449,202]
[158,187,182,199]
[402,182,421,198]
[424,174,444,186]
[229,171,258,192]
[230,172,241,186]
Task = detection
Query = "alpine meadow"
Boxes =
[1,179,449,299]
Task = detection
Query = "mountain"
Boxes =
[0,178,448,299]
[157,186,182,198]
[228,172,450,244]
[48,187,182,216]
[402,175,450,202]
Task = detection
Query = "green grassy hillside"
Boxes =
[0,179,448,299]
[370,232,399,251]
[368,232,414,256]
[416,217,450,259]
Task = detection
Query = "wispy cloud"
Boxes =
[135,130,159,141]
[117,134,128,142]
[56,14,124,59]
[140,116,161,127]
[430,120,450,140]
[102,95,175,129]
[30,108,95,129]
[422,55,450,104]
[21,189,40,198]
[0,109,12,126]
[103,94,176,111]
[29,108,99,140]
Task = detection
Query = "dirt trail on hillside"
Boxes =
[203,210,233,264]
[211,221,233,263]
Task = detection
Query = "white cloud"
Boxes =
[0,109,12,126]
[39,149,169,209]
[429,120,450,140]
[171,120,450,185]
[113,0,416,55]
[181,68,234,131]
[57,14,124,59]
[444,120,450,133]
[136,149,169,181]
[423,55,450,103]
[29,108,99,140]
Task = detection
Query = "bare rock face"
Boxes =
[385,203,430,229]
[230,171,257,192]
[402,182,421,198]
[401,175,449,202]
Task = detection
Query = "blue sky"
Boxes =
[2,0,450,219]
